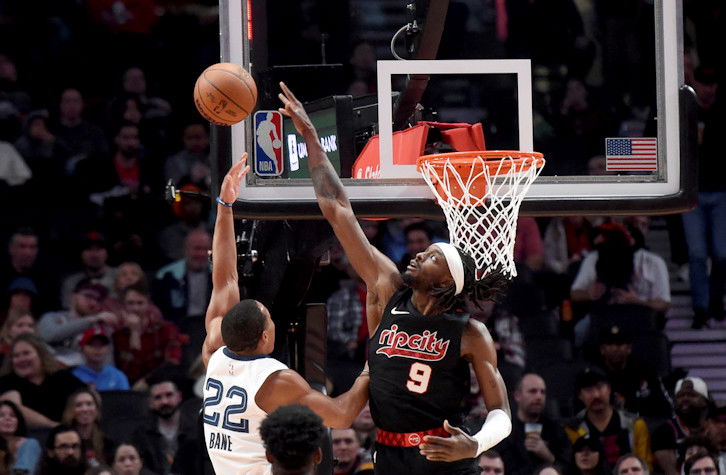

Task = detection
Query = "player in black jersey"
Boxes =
[279,83,513,474]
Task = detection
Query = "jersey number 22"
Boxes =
[203,378,249,432]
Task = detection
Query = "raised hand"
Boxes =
[277,82,315,136]
[418,419,478,462]
[219,153,250,204]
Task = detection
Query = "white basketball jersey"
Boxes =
[203,347,288,475]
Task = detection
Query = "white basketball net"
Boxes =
[418,153,544,280]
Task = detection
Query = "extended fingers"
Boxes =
[279,81,298,102]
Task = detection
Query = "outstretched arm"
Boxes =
[278,83,400,331]
[256,368,370,429]
[202,155,250,366]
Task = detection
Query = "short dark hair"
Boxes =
[260,405,324,471]
[683,450,719,475]
[221,300,268,352]
[0,400,27,436]
[46,424,81,450]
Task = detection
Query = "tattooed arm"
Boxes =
[277,83,401,333]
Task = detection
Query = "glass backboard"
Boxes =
[212,0,696,218]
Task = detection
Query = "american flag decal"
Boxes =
[605,138,658,171]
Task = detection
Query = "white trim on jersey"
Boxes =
[203,347,288,475]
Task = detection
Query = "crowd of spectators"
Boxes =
[0,1,724,475]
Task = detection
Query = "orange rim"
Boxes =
[417,150,545,175]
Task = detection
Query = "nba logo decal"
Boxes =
[254,111,284,176]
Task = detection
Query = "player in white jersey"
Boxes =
[202,156,370,475]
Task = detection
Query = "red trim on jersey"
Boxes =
[375,427,449,447]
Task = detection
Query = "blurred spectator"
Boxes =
[61,389,112,466]
[37,424,87,475]
[0,334,86,428]
[396,222,434,272]
[111,442,155,475]
[38,279,117,367]
[157,186,209,262]
[682,65,725,329]
[569,434,606,475]
[54,88,109,173]
[495,373,571,475]
[130,376,187,474]
[678,435,719,475]
[514,217,544,272]
[570,222,670,345]
[117,67,171,121]
[477,449,505,474]
[543,216,593,277]
[352,403,376,452]
[652,377,712,475]
[0,228,58,313]
[163,122,210,187]
[75,122,159,210]
[331,428,373,475]
[13,110,69,191]
[72,327,129,391]
[705,406,726,475]
[0,310,36,363]
[613,454,650,475]
[0,53,32,115]
[594,326,672,418]
[564,367,652,470]
[346,41,377,97]
[683,450,719,475]
[259,405,326,475]
[467,299,525,396]
[113,285,187,384]
[3,276,38,317]
[111,262,148,298]
[0,400,41,474]
[152,229,211,324]
[60,232,117,309]
[326,254,367,395]
[0,140,30,187]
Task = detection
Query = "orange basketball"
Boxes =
[193,63,258,126]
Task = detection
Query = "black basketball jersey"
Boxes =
[368,288,470,433]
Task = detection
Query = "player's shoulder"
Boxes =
[463,317,491,339]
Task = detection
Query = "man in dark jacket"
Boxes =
[495,373,571,474]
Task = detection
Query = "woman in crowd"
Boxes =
[0,334,86,428]
[683,450,720,475]
[569,434,607,475]
[0,400,41,473]
[61,389,112,466]
[111,442,156,475]
[113,284,186,383]
[0,310,36,361]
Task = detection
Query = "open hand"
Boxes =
[419,420,478,462]
[277,82,315,136]
[219,153,250,204]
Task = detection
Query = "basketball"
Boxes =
[193,62,257,126]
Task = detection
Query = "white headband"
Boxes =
[434,243,464,295]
